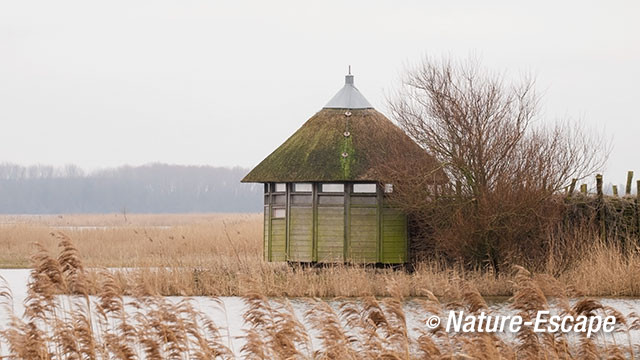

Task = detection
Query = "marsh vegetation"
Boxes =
[1,214,640,298]
[2,236,640,359]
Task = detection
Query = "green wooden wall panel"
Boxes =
[264,183,408,264]
[271,218,287,262]
[349,206,378,263]
[317,207,345,262]
[289,206,313,262]
[381,207,407,263]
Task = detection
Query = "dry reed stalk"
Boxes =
[0,213,262,269]
[241,285,311,359]
[305,299,358,359]
[3,213,639,298]
[510,266,550,359]
[1,237,235,360]
[413,291,447,358]
[2,232,640,358]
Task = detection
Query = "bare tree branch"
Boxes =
[381,57,609,269]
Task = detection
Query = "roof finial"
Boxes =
[345,66,354,85]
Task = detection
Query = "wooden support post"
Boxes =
[285,183,291,260]
[312,183,318,262]
[377,185,383,263]
[596,174,605,241]
[567,178,577,198]
[344,183,350,262]
[626,171,634,196]
[580,184,587,194]
[267,185,273,262]
[613,185,619,197]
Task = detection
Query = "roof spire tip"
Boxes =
[345,66,354,85]
[325,68,371,109]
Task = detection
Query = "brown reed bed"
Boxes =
[2,214,640,298]
[0,213,261,268]
[1,238,639,359]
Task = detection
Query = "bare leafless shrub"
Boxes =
[384,57,607,270]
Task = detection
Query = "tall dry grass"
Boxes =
[0,214,261,268]
[1,239,639,359]
[2,214,640,297]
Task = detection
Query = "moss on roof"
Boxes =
[242,108,445,183]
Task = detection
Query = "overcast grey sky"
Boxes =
[1,0,638,180]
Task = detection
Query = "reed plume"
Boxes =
[1,235,639,359]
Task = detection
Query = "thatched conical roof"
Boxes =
[242,74,444,183]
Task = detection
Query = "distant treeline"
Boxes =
[0,163,262,214]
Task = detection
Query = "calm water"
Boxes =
[2,269,640,356]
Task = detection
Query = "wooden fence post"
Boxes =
[613,185,619,197]
[567,178,577,198]
[596,174,603,196]
[580,184,587,194]
[626,171,634,196]
[596,174,605,241]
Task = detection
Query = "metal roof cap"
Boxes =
[323,73,373,110]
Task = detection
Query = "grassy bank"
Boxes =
[1,214,640,297]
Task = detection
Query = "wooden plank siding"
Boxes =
[381,207,407,263]
[348,206,378,263]
[270,218,287,261]
[317,206,345,262]
[264,205,269,261]
[288,206,313,261]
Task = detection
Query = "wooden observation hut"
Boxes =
[243,72,442,264]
